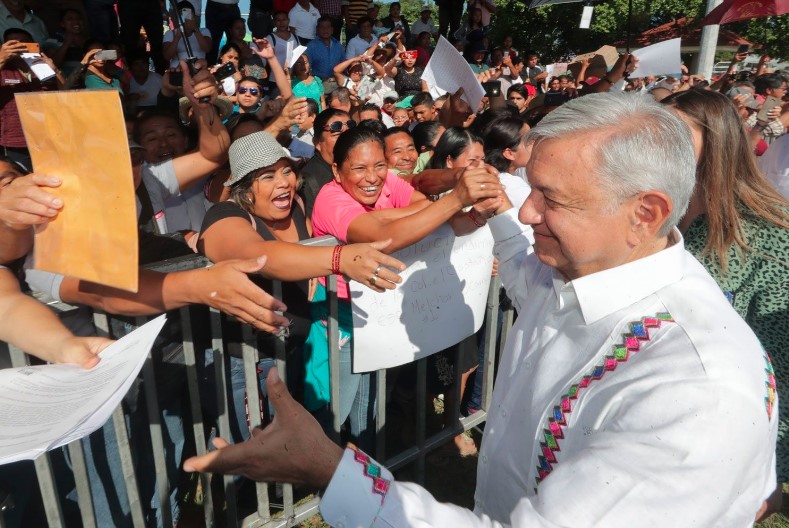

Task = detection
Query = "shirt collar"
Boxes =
[560,228,686,325]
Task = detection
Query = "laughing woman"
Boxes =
[197,131,404,441]
[306,127,503,450]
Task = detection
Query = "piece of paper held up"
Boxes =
[16,90,138,292]
[350,225,493,372]
[0,315,167,465]
[422,36,485,111]
[20,53,56,81]
[286,42,308,69]
[630,38,682,78]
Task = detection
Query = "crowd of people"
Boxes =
[0,0,788,526]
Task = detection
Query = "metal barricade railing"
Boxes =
[0,238,511,528]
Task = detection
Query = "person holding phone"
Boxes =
[751,72,789,145]
[163,1,213,68]
[0,28,65,170]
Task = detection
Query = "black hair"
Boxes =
[411,92,434,108]
[356,16,373,27]
[507,84,530,100]
[238,75,263,88]
[305,97,320,116]
[317,15,334,26]
[313,108,351,141]
[382,126,410,141]
[510,55,523,66]
[427,127,483,170]
[133,110,183,143]
[333,128,385,167]
[359,103,382,120]
[225,16,246,32]
[389,2,401,9]
[229,114,265,140]
[3,28,33,42]
[481,116,526,172]
[176,1,195,12]
[754,73,786,96]
[219,42,242,58]
[273,10,289,18]
[59,8,82,21]
[411,121,443,153]
[470,108,519,137]
[357,118,386,135]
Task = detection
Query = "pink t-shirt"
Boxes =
[312,172,415,299]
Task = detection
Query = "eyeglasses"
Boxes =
[238,87,259,95]
[323,120,356,133]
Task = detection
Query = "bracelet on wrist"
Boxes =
[331,244,343,275]
[468,209,486,228]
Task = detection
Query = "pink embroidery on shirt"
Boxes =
[348,443,390,501]
[765,351,777,420]
[535,313,675,487]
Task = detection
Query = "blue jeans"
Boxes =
[201,350,275,443]
[312,337,377,452]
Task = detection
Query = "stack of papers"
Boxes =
[0,316,167,464]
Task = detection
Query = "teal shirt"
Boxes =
[84,72,124,95]
[470,63,490,74]
[291,77,324,112]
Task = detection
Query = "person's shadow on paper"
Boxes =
[399,264,474,357]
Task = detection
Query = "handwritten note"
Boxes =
[350,225,494,372]
[630,38,682,78]
[422,36,486,111]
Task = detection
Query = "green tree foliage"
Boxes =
[489,0,788,61]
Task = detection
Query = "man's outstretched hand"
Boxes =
[184,368,343,488]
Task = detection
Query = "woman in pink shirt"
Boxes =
[306,127,502,450]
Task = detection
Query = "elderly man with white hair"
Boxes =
[184,93,778,527]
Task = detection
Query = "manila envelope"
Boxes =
[568,45,619,80]
[16,90,138,292]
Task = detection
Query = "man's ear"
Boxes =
[632,190,673,239]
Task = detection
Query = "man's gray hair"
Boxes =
[526,93,696,236]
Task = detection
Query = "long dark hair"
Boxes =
[481,116,526,172]
[662,89,789,270]
[333,128,385,167]
[427,128,482,169]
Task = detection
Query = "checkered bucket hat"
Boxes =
[226,131,291,187]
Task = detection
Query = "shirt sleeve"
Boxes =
[142,160,180,201]
[487,207,534,313]
[311,183,367,242]
[385,173,415,206]
[320,446,558,528]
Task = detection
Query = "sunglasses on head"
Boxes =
[323,120,356,132]
[239,86,259,95]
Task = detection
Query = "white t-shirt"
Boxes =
[129,72,163,107]
[288,3,320,40]
[163,28,212,68]
[142,160,210,233]
[759,133,789,200]
[346,35,375,60]
[265,32,299,68]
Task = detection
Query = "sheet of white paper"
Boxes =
[580,5,594,28]
[21,53,56,81]
[630,38,682,78]
[351,225,494,372]
[0,315,167,464]
[287,44,308,69]
[422,36,485,111]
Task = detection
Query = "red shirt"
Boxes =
[0,66,56,148]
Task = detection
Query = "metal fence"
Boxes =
[0,236,513,528]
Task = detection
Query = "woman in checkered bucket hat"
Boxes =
[195,130,405,444]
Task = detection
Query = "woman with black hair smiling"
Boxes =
[308,127,503,449]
